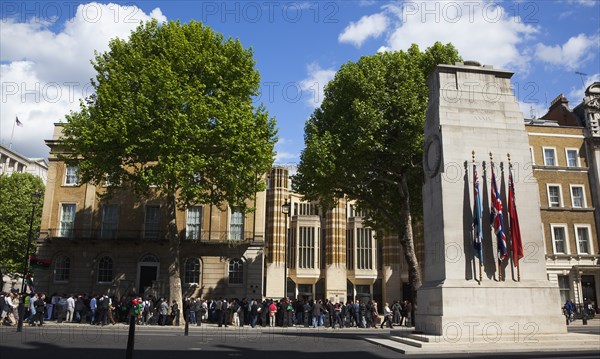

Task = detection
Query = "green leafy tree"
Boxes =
[61,20,277,311]
[294,42,461,309]
[0,173,44,274]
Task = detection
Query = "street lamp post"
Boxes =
[17,192,41,333]
[281,199,291,299]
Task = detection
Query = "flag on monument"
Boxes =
[16,116,23,127]
[490,163,508,261]
[473,162,483,261]
[508,164,524,265]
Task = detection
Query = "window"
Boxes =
[299,226,315,269]
[565,149,579,167]
[547,185,562,207]
[529,146,535,165]
[297,202,319,216]
[356,228,373,270]
[575,225,592,254]
[346,229,354,270]
[144,205,160,239]
[59,204,76,237]
[186,206,202,240]
[229,206,245,240]
[558,275,570,304]
[551,225,568,254]
[543,148,556,166]
[101,205,119,239]
[183,257,201,284]
[53,256,70,282]
[287,227,296,269]
[348,204,368,218]
[97,256,113,283]
[570,186,585,208]
[228,258,244,284]
[65,165,78,185]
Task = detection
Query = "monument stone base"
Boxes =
[417,280,566,338]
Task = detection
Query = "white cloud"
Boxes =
[299,63,337,107]
[338,13,389,48]
[358,0,378,6]
[534,34,599,70]
[379,2,538,71]
[567,0,597,7]
[275,151,300,163]
[567,73,600,103]
[518,100,550,120]
[0,2,166,158]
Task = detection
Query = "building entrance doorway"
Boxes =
[137,254,159,296]
[581,275,597,312]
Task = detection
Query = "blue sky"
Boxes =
[1,1,599,162]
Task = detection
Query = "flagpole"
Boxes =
[508,153,521,282]
[473,150,483,283]
[490,152,503,282]
[9,115,16,149]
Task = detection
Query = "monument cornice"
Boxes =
[434,63,514,79]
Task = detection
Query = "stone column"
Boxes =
[418,62,565,337]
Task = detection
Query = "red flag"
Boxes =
[509,164,524,265]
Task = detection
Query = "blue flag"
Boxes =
[473,162,483,261]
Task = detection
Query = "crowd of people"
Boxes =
[181,297,413,329]
[1,289,413,329]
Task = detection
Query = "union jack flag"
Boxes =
[490,162,508,261]
[473,162,483,261]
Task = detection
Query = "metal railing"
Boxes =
[46,228,264,243]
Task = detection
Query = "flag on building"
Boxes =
[490,163,508,261]
[508,164,524,265]
[29,256,51,270]
[16,116,23,127]
[473,162,483,261]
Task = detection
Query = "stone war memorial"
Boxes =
[419,62,565,341]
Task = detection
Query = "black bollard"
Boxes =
[126,314,136,359]
[184,309,189,336]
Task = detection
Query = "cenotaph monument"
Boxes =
[418,62,565,339]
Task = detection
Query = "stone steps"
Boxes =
[365,332,600,355]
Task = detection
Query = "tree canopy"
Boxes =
[62,20,277,208]
[0,173,44,274]
[294,42,461,292]
[60,20,277,308]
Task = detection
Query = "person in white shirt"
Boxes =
[66,295,75,322]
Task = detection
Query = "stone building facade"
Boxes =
[34,126,406,304]
[34,124,266,300]
[0,144,48,183]
[263,167,404,305]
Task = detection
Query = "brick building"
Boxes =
[526,82,600,312]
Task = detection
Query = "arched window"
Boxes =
[53,255,70,282]
[97,256,113,283]
[184,258,201,284]
[228,258,244,285]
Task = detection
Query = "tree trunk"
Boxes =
[398,176,421,326]
[166,192,183,325]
